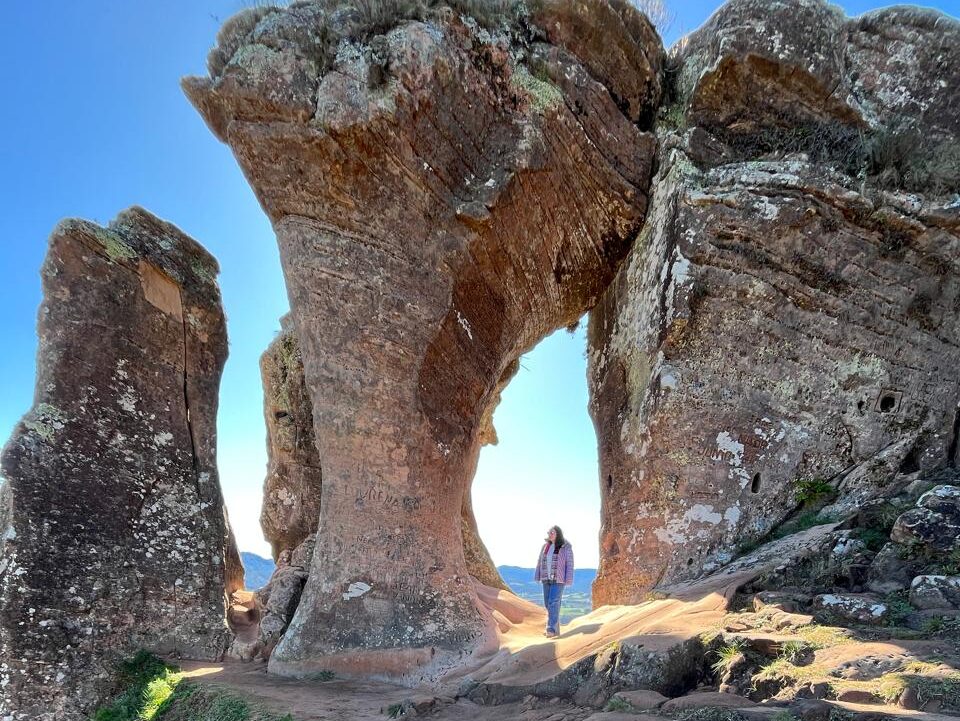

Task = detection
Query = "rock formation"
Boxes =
[185,0,661,678]
[589,0,960,605]
[260,315,324,560]
[0,208,241,720]
[255,312,504,660]
[185,0,958,682]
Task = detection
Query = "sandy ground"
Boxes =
[182,523,960,720]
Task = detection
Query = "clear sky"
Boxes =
[1,0,957,568]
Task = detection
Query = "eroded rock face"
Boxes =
[260,316,323,560]
[0,209,239,720]
[186,0,660,677]
[589,0,960,605]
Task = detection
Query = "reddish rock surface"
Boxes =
[260,316,323,560]
[185,0,660,678]
[0,208,239,720]
[589,0,960,605]
[184,0,958,683]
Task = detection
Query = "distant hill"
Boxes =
[240,552,275,590]
[239,553,596,623]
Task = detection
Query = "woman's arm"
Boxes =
[563,545,574,586]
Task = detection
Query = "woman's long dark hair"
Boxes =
[550,525,566,552]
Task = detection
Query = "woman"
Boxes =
[534,525,574,638]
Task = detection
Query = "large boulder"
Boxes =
[891,485,960,552]
[185,0,661,679]
[0,209,239,720]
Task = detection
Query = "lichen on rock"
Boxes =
[0,208,239,721]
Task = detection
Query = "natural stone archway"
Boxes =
[185,0,661,678]
[0,208,241,720]
[589,0,960,605]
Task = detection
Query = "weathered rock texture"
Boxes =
[589,0,960,605]
[186,0,661,678]
[0,209,240,720]
[259,316,503,588]
[260,316,323,560]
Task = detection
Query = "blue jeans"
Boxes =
[542,581,564,634]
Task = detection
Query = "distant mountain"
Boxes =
[238,555,597,621]
[498,565,596,597]
[240,552,275,590]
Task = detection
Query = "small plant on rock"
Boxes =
[884,591,914,627]
[712,638,746,676]
[795,478,835,504]
[778,640,814,665]
[604,696,633,712]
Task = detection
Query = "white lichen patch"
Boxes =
[23,404,67,442]
[455,310,473,340]
[342,581,372,600]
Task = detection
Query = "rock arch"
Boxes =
[185,0,662,678]
[184,0,960,683]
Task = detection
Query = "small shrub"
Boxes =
[771,712,800,721]
[676,708,748,721]
[795,478,834,504]
[94,652,182,721]
[884,590,914,627]
[386,703,406,718]
[853,527,890,552]
[605,696,633,712]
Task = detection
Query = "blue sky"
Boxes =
[1,0,957,567]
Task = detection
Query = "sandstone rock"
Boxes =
[752,592,810,614]
[660,691,758,712]
[259,318,504,589]
[673,0,960,197]
[186,0,659,677]
[676,0,856,136]
[590,139,960,602]
[185,0,960,678]
[811,593,888,625]
[260,316,323,559]
[0,208,237,720]
[866,543,918,595]
[909,575,960,610]
[608,689,668,710]
[890,485,960,552]
[253,533,315,660]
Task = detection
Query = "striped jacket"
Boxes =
[534,542,574,586]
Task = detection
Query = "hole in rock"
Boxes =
[899,445,922,474]
[751,473,761,493]
[274,411,289,421]
[472,323,600,624]
[876,390,901,413]
[607,474,613,490]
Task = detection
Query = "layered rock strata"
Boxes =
[0,209,239,720]
[589,0,960,604]
[186,0,661,677]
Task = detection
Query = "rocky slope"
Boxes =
[0,209,241,720]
